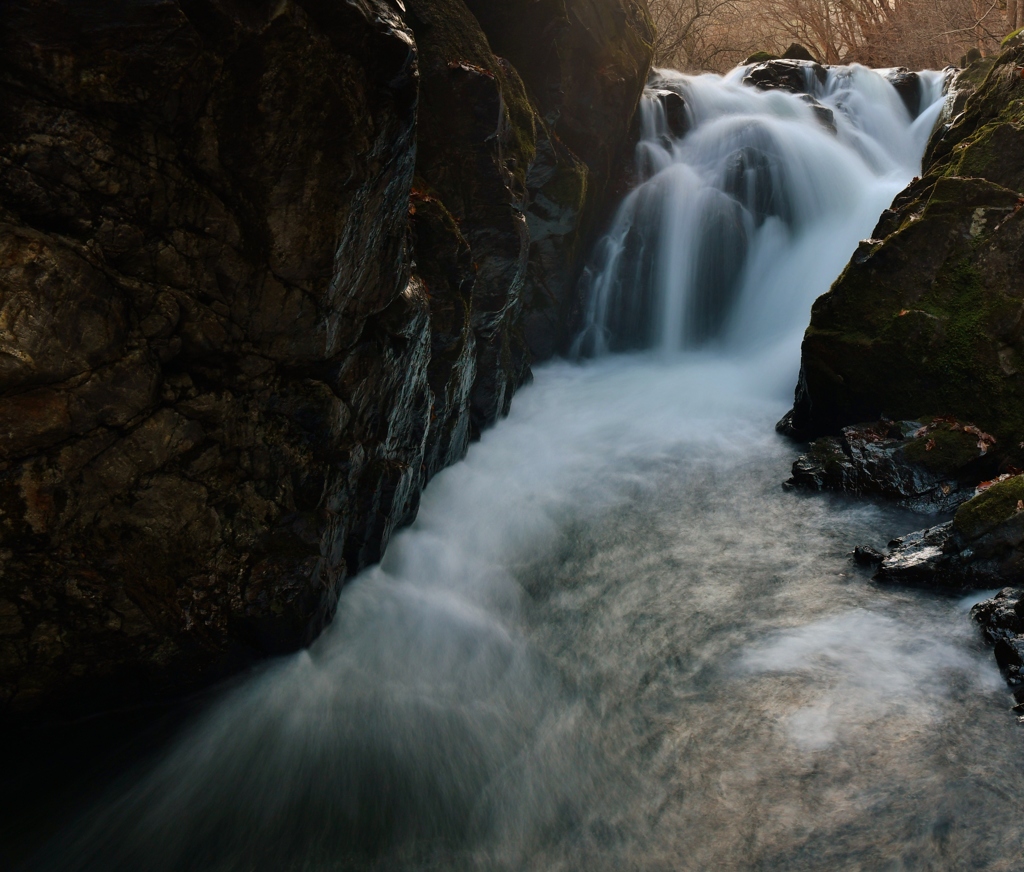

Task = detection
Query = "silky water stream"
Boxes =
[22,66,1024,871]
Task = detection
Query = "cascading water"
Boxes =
[576,64,946,357]
[19,65,1024,872]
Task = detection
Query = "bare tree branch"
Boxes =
[649,0,1015,73]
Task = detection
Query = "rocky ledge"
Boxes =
[0,0,653,722]
[786,417,998,512]
[866,473,1024,589]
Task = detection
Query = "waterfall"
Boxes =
[30,64,1016,872]
[575,64,947,358]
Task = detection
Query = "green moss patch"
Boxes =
[954,474,1024,539]
[903,425,981,473]
[1001,28,1024,49]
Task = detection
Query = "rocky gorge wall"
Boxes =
[0,0,653,722]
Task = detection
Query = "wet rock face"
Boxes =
[742,59,828,95]
[404,0,535,432]
[0,0,424,717]
[869,475,1024,591]
[455,0,656,361]
[403,0,653,417]
[0,0,653,721]
[787,418,998,512]
[788,45,1024,457]
[971,588,1024,687]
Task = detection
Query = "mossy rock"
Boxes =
[1002,28,1024,49]
[790,41,1024,464]
[902,425,985,474]
[743,51,780,65]
[954,475,1024,540]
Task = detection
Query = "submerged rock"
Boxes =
[650,89,689,139]
[787,418,997,512]
[800,95,837,135]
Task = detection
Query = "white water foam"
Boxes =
[741,608,1004,751]
[576,65,947,358]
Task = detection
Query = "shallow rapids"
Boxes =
[21,65,1024,871]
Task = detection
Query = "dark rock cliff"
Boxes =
[787,46,1024,457]
[0,0,653,721]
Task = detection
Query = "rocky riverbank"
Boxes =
[781,42,1024,696]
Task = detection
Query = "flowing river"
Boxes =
[19,65,1024,871]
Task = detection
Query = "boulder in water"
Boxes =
[742,59,828,95]
[788,42,1024,466]
[971,587,1024,686]
[884,67,922,117]
[873,474,1024,590]
[875,522,959,588]
[787,418,996,512]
